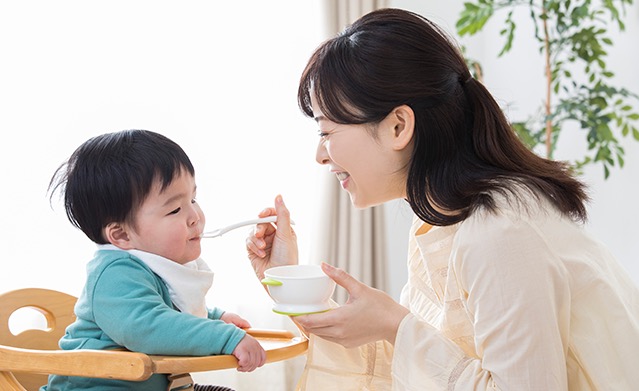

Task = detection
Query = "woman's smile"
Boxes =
[335,171,351,188]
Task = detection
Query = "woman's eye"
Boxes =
[168,207,181,215]
[317,130,329,138]
[191,198,197,204]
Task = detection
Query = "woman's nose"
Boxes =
[315,141,330,165]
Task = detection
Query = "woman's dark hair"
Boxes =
[298,8,588,225]
[48,129,195,243]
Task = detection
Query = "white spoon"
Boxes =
[200,216,294,238]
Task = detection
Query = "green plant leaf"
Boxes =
[455,0,639,180]
[456,2,495,36]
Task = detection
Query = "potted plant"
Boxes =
[456,0,639,178]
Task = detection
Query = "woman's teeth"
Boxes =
[336,172,350,181]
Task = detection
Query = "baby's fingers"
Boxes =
[236,352,263,372]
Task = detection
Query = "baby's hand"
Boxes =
[220,312,251,329]
[232,334,266,372]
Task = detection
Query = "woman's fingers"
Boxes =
[274,195,293,235]
[321,262,363,299]
[295,264,410,347]
[296,306,339,329]
[258,206,276,219]
[245,235,264,257]
[295,307,354,346]
[295,264,361,331]
[255,214,276,239]
[246,195,300,278]
[246,205,277,262]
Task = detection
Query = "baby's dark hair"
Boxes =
[48,129,195,244]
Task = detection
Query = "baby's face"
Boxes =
[125,172,205,264]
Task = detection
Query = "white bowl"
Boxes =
[262,265,336,315]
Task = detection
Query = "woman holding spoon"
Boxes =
[246,8,639,390]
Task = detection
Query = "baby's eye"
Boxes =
[191,198,197,204]
[168,207,181,215]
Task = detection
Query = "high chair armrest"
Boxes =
[0,345,153,381]
[150,328,308,373]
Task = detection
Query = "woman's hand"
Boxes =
[294,263,410,348]
[245,195,299,280]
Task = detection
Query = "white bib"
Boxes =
[98,245,214,318]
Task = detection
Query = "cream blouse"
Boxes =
[297,191,639,390]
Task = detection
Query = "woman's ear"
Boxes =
[104,222,134,249]
[390,104,415,151]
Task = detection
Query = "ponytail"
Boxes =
[456,77,589,222]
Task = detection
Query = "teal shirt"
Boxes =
[41,249,246,390]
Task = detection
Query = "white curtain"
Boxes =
[321,0,389,36]
[310,0,390,304]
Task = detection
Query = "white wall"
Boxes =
[0,1,322,388]
[0,0,326,295]
[383,1,639,300]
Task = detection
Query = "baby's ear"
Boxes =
[104,222,134,249]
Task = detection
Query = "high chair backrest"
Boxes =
[0,288,78,391]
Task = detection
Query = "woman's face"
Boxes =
[312,94,412,208]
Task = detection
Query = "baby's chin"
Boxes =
[174,251,202,265]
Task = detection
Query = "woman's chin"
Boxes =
[348,193,373,209]
[348,191,398,209]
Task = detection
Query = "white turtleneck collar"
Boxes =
[97,244,214,318]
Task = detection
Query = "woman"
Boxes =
[246,8,639,390]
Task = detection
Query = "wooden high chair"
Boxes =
[0,288,308,391]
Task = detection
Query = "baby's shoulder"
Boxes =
[86,250,159,288]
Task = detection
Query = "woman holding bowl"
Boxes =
[246,8,639,390]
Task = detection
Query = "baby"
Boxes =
[43,129,265,391]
